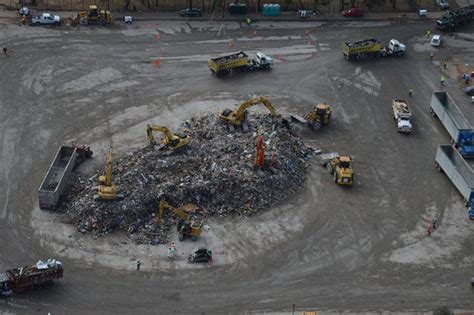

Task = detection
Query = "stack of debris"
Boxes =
[59,114,314,244]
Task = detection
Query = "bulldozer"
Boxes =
[326,155,353,186]
[291,103,332,131]
[219,96,281,132]
[158,200,203,241]
[146,124,190,151]
[73,5,112,26]
[98,147,117,199]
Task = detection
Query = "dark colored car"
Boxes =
[343,7,364,17]
[179,8,202,17]
[188,248,212,263]
[465,86,474,96]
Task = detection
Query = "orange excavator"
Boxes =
[254,135,265,169]
[254,135,277,171]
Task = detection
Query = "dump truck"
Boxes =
[435,145,474,220]
[0,259,63,297]
[430,91,474,159]
[342,38,406,61]
[436,4,474,31]
[209,51,273,76]
[38,145,93,209]
[392,99,412,134]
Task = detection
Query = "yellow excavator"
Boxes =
[219,96,281,132]
[326,155,353,186]
[157,200,203,241]
[146,124,190,150]
[98,147,117,199]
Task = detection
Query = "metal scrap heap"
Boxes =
[60,114,314,244]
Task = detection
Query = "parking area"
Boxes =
[0,16,473,313]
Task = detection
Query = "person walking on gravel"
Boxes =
[2,45,7,55]
[136,259,141,271]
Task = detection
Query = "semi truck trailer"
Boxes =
[0,259,63,297]
[430,91,474,159]
[435,145,474,220]
[209,51,273,76]
[342,38,406,61]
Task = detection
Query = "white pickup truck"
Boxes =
[31,13,61,26]
[392,99,412,134]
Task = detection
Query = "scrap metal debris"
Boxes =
[59,114,314,244]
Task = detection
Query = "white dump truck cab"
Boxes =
[388,39,406,56]
[255,52,273,69]
[397,115,412,133]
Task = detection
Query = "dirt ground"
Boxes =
[0,16,473,314]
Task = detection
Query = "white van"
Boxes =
[431,35,442,47]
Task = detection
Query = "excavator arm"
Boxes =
[105,148,113,186]
[146,124,190,150]
[220,96,281,131]
[233,96,279,121]
[98,147,117,200]
[157,200,189,223]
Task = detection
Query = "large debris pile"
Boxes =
[59,114,314,244]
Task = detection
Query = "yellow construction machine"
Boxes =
[326,155,353,186]
[98,147,117,199]
[291,103,332,131]
[219,96,281,132]
[157,200,203,241]
[304,103,332,131]
[146,124,190,150]
[73,5,112,26]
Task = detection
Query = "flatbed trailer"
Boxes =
[430,91,474,158]
[435,145,474,219]
[0,259,63,297]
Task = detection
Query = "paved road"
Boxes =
[0,19,473,314]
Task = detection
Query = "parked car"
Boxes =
[465,86,474,96]
[31,13,61,26]
[430,35,442,47]
[179,8,202,17]
[343,7,364,17]
[19,7,30,16]
[435,0,449,9]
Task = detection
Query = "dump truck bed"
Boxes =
[342,38,382,58]
[7,263,63,293]
[430,91,473,147]
[38,146,77,209]
[209,51,249,73]
[392,99,411,117]
[435,144,474,204]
